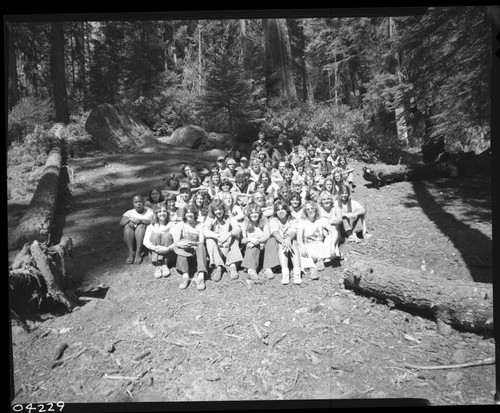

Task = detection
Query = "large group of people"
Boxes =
[120,132,371,291]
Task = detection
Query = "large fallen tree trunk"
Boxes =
[9,238,77,325]
[363,148,490,188]
[9,145,63,250]
[343,260,493,335]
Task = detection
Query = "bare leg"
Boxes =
[134,224,147,262]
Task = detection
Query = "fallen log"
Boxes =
[9,145,63,250]
[9,238,77,321]
[342,260,493,334]
[362,148,490,188]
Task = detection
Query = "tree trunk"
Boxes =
[362,148,490,187]
[7,22,19,112]
[263,18,297,102]
[343,259,493,334]
[50,22,70,124]
[9,145,63,251]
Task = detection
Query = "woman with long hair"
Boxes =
[240,203,272,281]
[189,190,211,223]
[268,199,302,285]
[296,200,336,280]
[142,202,176,279]
[317,190,342,258]
[337,156,355,192]
[203,198,243,282]
[173,204,209,291]
[145,186,164,212]
[203,171,222,199]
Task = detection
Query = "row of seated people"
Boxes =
[121,141,369,290]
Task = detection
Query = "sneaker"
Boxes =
[196,272,206,290]
[247,269,260,281]
[179,274,190,290]
[281,269,290,285]
[154,266,163,279]
[228,264,239,280]
[310,267,319,280]
[292,268,302,285]
[162,265,171,277]
[211,266,223,282]
[262,268,275,280]
[316,259,325,271]
[347,234,360,243]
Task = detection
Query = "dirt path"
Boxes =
[10,144,495,406]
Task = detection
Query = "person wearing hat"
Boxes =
[236,156,251,178]
[175,182,192,210]
[271,141,287,168]
[221,157,238,182]
[216,155,226,170]
[172,203,209,290]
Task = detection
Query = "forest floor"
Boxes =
[8,142,496,408]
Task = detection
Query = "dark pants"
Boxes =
[176,243,208,275]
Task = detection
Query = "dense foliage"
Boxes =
[7,7,491,161]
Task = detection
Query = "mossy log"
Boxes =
[9,146,63,250]
[343,260,493,334]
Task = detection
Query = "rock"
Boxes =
[163,125,208,149]
[452,349,466,364]
[202,148,228,160]
[85,103,156,152]
[206,132,236,149]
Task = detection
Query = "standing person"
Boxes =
[145,187,164,212]
[203,198,243,281]
[337,156,355,192]
[337,185,370,242]
[271,142,287,168]
[173,204,209,291]
[296,200,336,280]
[268,200,302,285]
[240,203,272,281]
[317,190,342,258]
[120,195,154,264]
[142,202,176,279]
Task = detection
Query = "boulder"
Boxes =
[206,132,236,149]
[164,125,208,148]
[85,103,156,152]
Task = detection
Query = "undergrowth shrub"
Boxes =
[264,99,370,158]
[8,97,54,144]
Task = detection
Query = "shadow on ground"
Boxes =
[407,178,492,283]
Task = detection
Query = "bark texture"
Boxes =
[343,259,493,334]
[9,146,63,250]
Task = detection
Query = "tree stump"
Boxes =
[342,259,493,334]
[9,238,77,322]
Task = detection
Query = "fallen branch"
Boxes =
[405,357,495,371]
[103,374,141,381]
[51,348,86,369]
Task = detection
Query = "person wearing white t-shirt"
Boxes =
[120,195,154,264]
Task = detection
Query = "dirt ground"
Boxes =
[8,143,496,408]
